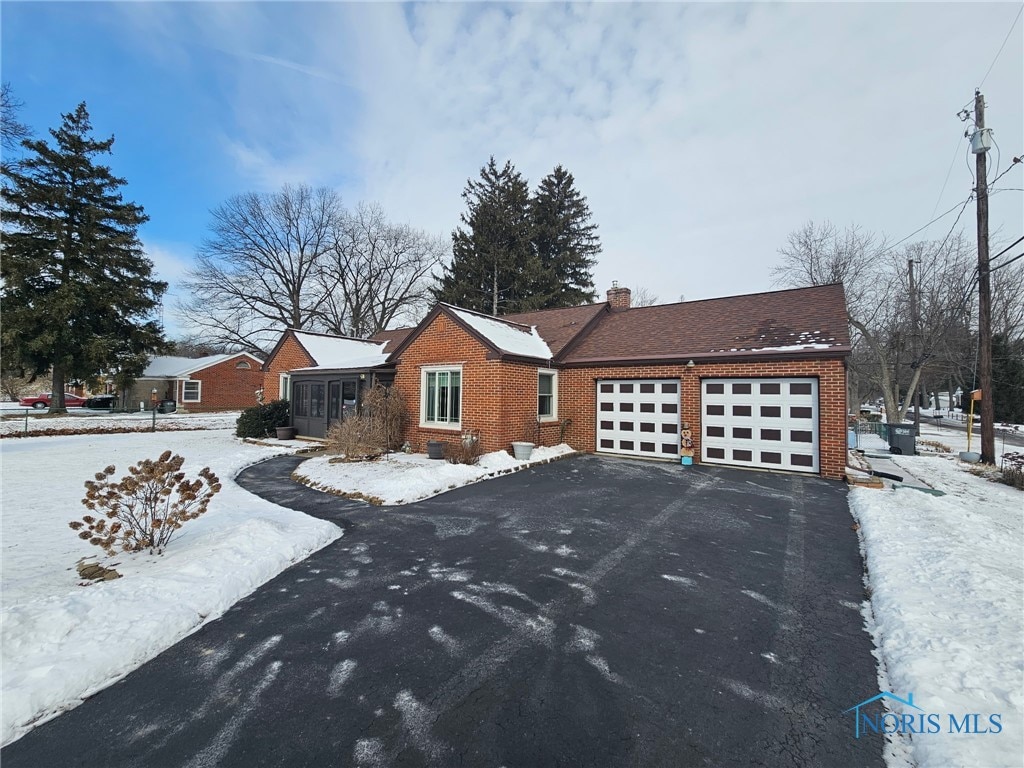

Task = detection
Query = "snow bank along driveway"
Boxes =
[294,444,575,505]
[849,455,1023,768]
[0,430,342,746]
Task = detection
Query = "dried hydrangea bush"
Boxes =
[69,450,221,555]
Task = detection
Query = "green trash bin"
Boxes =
[885,423,916,455]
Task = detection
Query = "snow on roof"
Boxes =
[290,355,396,373]
[293,331,390,369]
[446,306,553,361]
[141,354,260,378]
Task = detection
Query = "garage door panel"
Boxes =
[701,377,819,473]
[596,379,680,460]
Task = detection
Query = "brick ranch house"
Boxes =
[263,284,851,479]
[130,352,264,412]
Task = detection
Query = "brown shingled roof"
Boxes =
[560,284,850,365]
[502,303,607,356]
[370,327,415,353]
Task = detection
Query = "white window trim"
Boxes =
[279,373,291,401]
[538,368,558,422]
[182,379,202,403]
[420,364,463,430]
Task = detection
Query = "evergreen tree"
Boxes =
[435,157,544,315]
[530,165,600,307]
[992,333,1024,424]
[1,103,166,412]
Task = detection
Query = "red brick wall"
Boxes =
[263,334,315,401]
[178,355,264,412]
[393,313,561,454]
[558,358,848,479]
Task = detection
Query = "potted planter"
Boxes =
[426,440,445,460]
[511,441,535,461]
[275,425,297,440]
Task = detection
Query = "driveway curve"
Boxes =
[2,454,884,767]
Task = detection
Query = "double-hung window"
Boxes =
[421,367,461,428]
[538,370,557,420]
[182,380,201,403]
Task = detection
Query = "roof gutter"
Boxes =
[558,346,852,368]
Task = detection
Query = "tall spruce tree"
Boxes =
[1,103,166,412]
[435,157,544,315]
[530,165,600,307]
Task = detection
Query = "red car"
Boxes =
[18,392,88,409]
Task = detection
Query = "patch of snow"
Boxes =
[661,574,696,587]
[0,410,241,436]
[585,654,623,684]
[0,430,341,746]
[849,454,1023,768]
[445,306,552,360]
[326,659,358,697]
[353,737,386,767]
[292,331,388,369]
[295,444,575,505]
[427,625,463,656]
[564,624,598,653]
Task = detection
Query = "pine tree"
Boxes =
[992,333,1024,424]
[530,165,600,307]
[1,103,166,412]
[435,157,544,315]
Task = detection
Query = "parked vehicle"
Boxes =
[84,394,118,410]
[18,392,88,409]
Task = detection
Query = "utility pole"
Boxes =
[908,257,920,435]
[973,89,995,464]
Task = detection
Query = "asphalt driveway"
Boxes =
[2,455,884,767]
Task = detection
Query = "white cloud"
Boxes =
[143,240,193,339]
[122,2,1024,304]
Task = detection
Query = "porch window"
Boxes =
[538,370,557,420]
[182,380,201,403]
[421,366,461,428]
[293,383,309,416]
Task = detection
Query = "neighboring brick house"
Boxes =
[131,353,264,412]
[268,284,851,479]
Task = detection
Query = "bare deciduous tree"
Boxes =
[630,286,659,307]
[773,220,975,423]
[316,202,445,337]
[1,82,31,151]
[177,185,340,355]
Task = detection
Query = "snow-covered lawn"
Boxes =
[294,444,576,505]
[849,454,1023,768]
[0,430,341,746]
[0,409,239,436]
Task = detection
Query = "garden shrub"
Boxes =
[324,384,406,460]
[236,399,290,438]
[70,451,222,555]
[445,430,483,466]
[999,452,1024,490]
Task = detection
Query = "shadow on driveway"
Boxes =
[2,455,884,767]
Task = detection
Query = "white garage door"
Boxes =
[701,378,819,473]
[596,379,680,459]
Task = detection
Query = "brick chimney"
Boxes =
[607,281,631,310]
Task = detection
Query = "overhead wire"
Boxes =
[979,5,1024,88]
[878,194,974,257]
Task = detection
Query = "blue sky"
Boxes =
[3,2,1022,339]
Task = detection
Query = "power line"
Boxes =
[991,250,1024,272]
[879,194,974,256]
[990,156,1022,186]
[991,235,1024,262]
[930,135,966,222]
[979,5,1024,88]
